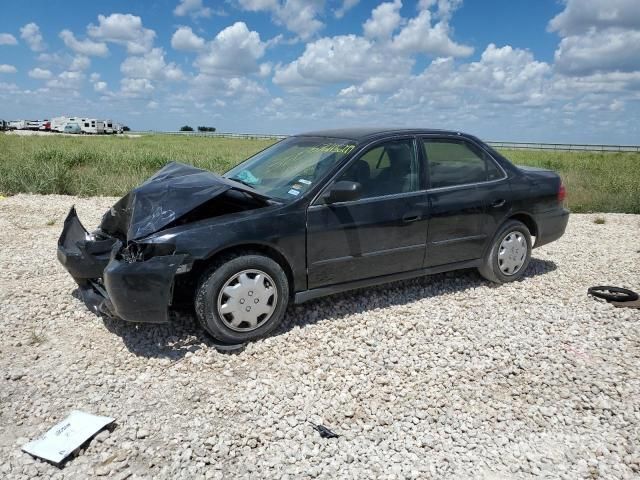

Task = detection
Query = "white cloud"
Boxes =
[190,74,267,100]
[274,0,472,90]
[171,26,206,51]
[258,62,272,77]
[419,0,464,21]
[391,8,473,57]
[384,43,552,112]
[610,99,624,111]
[238,0,324,40]
[36,52,90,72]
[0,64,17,74]
[88,72,108,93]
[36,52,66,67]
[226,77,268,97]
[551,71,640,95]
[554,28,640,75]
[120,77,154,97]
[0,33,18,45]
[174,0,212,18]
[334,0,359,19]
[363,0,403,39]
[549,0,640,36]
[121,48,184,82]
[462,44,550,103]
[88,14,156,54]
[195,22,266,75]
[28,67,52,79]
[20,23,45,52]
[0,82,19,92]
[337,85,378,109]
[47,71,85,89]
[94,81,108,92]
[70,55,91,71]
[549,0,640,79]
[59,30,109,57]
[274,34,413,88]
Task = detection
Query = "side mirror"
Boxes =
[323,180,362,204]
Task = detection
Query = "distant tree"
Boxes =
[180,125,194,132]
[197,126,216,132]
[122,125,130,132]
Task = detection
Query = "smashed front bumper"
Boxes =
[57,207,186,323]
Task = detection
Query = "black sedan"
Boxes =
[58,128,569,346]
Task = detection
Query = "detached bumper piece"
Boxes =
[57,207,185,324]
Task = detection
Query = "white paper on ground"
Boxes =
[22,410,115,465]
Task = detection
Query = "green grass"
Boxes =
[502,149,639,214]
[0,133,638,213]
[0,133,275,197]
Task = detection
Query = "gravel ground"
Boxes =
[1,194,639,479]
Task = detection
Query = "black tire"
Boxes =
[195,252,289,344]
[587,286,639,303]
[478,220,532,284]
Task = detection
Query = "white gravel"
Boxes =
[1,193,639,479]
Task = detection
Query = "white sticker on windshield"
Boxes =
[298,179,312,185]
[288,189,300,196]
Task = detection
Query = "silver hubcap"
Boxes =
[498,231,527,275]
[217,269,277,332]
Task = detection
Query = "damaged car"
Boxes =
[58,128,569,346]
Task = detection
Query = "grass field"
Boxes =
[1,133,638,213]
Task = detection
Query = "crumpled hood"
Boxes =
[99,162,266,241]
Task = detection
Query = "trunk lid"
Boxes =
[517,165,559,177]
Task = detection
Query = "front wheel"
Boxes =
[195,253,289,344]
[478,220,532,284]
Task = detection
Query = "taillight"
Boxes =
[558,181,567,204]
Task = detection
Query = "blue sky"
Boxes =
[1,0,639,143]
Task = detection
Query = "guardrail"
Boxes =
[486,141,640,153]
[132,131,287,140]
[130,131,640,152]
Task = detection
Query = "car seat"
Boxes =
[374,144,414,194]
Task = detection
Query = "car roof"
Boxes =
[295,127,472,142]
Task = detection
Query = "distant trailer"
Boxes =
[51,116,81,133]
[104,120,123,134]
[103,120,114,134]
[26,120,42,130]
[80,118,104,134]
[8,120,27,130]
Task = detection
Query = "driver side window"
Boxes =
[337,139,419,199]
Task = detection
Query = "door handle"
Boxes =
[491,199,506,208]
[402,214,421,223]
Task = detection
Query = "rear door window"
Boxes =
[422,139,504,188]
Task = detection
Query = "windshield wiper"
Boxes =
[228,177,257,189]
[227,177,276,202]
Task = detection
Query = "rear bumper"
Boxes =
[57,207,185,323]
[534,208,570,248]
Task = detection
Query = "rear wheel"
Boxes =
[478,220,532,283]
[195,253,289,344]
